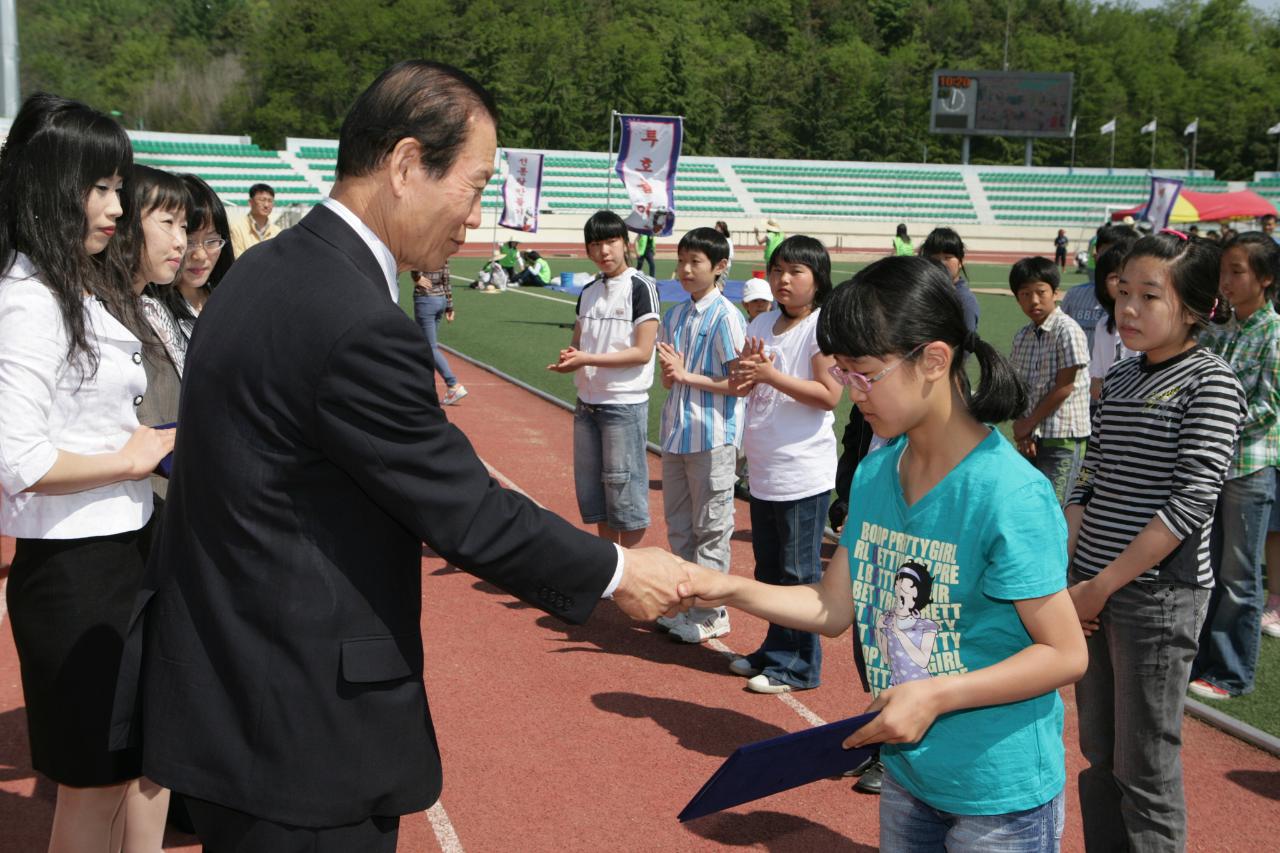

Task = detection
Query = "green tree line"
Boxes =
[15,0,1280,179]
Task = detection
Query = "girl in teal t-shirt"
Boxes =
[682,256,1087,852]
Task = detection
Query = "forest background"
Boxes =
[16,0,1280,179]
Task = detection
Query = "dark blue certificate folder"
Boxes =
[678,711,880,822]
[152,422,176,478]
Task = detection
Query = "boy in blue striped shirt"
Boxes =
[655,227,748,643]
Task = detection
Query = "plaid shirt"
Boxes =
[1010,307,1091,439]
[1202,306,1280,478]
[412,264,452,309]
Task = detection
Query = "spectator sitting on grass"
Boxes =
[512,250,551,286]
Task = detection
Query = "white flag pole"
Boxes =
[1191,121,1197,174]
[606,110,618,209]
[491,148,501,248]
[1150,118,1156,170]
[1110,121,1116,171]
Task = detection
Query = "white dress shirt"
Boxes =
[319,197,627,595]
[0,253,152,538]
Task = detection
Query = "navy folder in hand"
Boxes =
[678,711,880,822]
[153,422,176,478]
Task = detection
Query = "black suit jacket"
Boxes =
[137,204,617,826]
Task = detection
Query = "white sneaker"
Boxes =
[746,674,793,694]
[670,612,730,644]
[1262,606,1280,639]
[728,656,760,677]
[655,613,685,632]
[441,385,469,406]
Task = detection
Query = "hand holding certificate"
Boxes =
[678,711,880,822]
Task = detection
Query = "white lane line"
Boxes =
[426,801,464,853]
[0,577,7,629]
[504,288,577,305]
[481,457,831,732]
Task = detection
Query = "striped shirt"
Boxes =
[1067,347,1245,587]
[658,290,747,453]
[1201,306,1280,479]
[412,264,452,309]
[1009,308,1091,439]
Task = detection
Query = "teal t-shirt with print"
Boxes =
[839,429,1067,815]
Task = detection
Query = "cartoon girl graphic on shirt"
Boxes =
[876,560,939,685]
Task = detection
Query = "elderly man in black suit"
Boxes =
[131,61,694,852]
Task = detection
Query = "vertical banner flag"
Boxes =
[499,150,544,232]
[1141,176,1183,230]
[616,114,682,236]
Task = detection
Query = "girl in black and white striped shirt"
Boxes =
[1065,232,1245,851]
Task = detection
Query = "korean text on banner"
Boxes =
[499,150,544,232]
[615,114,682,236]
[1142,176,1184,231]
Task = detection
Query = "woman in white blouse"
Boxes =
[0,94,175,851]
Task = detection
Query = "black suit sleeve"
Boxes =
[312,309,617,623]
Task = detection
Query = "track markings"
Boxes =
[478,458,831,732]
[426,802,464,853]
[0,577,7,630]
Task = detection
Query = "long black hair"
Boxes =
[1092,235,1138,333]
[0,92,135,373]
[817,255,1027,424]
[117,165,190,286]
[1221,231,1280,309]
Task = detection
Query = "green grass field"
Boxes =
[403,258,1280,739]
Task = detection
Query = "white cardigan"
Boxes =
[0,253,152,538]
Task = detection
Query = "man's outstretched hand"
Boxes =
[612,547,697,620]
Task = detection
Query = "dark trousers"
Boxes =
[746,492,828,688]
[1073,570,1208,852]
[636,241,655,277]
[184,796,400,853]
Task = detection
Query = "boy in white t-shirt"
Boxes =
[548,211,660,546]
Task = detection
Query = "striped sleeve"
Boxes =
[712,303,747,375]
[631,274,660,325]
[1156,367,1245,539]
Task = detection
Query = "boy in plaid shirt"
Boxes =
[1009,256,1091,504]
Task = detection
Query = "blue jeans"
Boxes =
[880,772,1064,853]
[744,492,828,689]
[1193,466,1276,695]
[572,400,650,531]
[412,294,457,388]
[1073,568,1209,852]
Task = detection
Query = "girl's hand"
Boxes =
[445,308,455,323]
[843,679,944,748]
[676,563,740,609]
[1012,416,1035,442]
[1017,435,1037,458]
[121,425,176,479]
[1068,577,1108,636]
[656,342,686,384]
[547,347,589,373]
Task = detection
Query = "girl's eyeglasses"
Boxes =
[185,237,227,255]
[828,343,927,393]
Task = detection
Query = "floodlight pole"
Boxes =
[0,0,17,118]
[606,110,618,209]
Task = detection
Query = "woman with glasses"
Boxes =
[151,174,234,354]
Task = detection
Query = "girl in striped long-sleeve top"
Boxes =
[1065,232,1245,852]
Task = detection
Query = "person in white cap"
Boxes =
[741,277,773,322]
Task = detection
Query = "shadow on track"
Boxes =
[683,808,875,851]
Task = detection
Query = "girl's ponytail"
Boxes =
[965,332,1028,424]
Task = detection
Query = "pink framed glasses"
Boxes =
[828,343,927,393]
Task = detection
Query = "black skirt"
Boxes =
[6,521,152,787]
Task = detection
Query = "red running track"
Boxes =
[1,354,1279,851]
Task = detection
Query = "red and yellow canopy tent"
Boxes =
[1111,188,1277,224]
